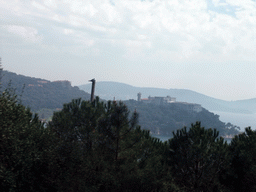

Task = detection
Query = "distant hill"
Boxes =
[1,70,90,112]
[79,81,255,114]
[0,71,240,135]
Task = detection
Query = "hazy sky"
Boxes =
[1,0,256,101]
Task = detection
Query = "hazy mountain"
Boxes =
[229,98,256,113]
[1,70,90,111]
[79,81,255,114]
[0,71,242,134]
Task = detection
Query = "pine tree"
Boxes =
[48,98,146,191]
[168,122,229,191]
[223,127,256,192]
[0,88,55,191]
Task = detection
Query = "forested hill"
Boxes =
[124,100,240,136]
[0,70,240,136]
[1,70,90,111]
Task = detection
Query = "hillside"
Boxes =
[79,81,255,113]
[124,100,239,136]
[1,70,90,112]
[0,71,240,136]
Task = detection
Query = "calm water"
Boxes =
[212,111,256,131]
[151,135,172,142]
[152,135,232,144]
[151,111,256,142]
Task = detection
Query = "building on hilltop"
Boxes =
[137,93,202,113]
[138,93,176,104]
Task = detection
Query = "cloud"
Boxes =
[31,1,48,11]
[1,1,256,91]
[3,25,42,43]
[1,0,256,101]
[1,0,256,61]
[69,1,97,17]
[44,0,58,9]
[63,28,74,35]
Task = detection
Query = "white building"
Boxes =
[137,93,202,113]
[138,94,176,104]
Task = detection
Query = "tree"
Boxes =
[48,98,150,191]
[0,88,56,191]
[47,97,107,191]
[168,122,229,191]
[48,97,179,191]
[136,132,180,191]
[222,127,256,192]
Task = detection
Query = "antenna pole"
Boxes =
[89,78,96,102]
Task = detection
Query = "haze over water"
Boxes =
[213,111,256,131]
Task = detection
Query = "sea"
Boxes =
[151,111,256,143]
[152,135,233,144]
[212,111,256,132]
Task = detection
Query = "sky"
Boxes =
[0,0,256,101]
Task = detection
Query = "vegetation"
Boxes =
[221,127,256,191]
[1,70,240,137]
[124,100,240,136]
[1,70,90,112]
[2,87,256,191]
[168,122,229,191]
[0,88,55,191]
[1,69,255,191]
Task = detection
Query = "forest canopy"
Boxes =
[1,87,256,191]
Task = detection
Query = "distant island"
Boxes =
[124,93,239,136]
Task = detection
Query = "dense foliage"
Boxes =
[221,127,256,191]
[1,88,256,191]
[47,97,173,191]
[0,89,55,191]
[168,122,229,191]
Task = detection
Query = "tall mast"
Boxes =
[89,78,96,102]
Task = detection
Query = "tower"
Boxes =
[89,78,96,102]
[137,92,141,101]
